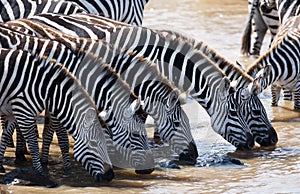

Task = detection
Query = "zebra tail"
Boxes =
[240,0,258,55]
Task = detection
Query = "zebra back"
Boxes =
[0,47,114,181]
[0,0,87,22]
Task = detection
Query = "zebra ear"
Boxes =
[129,96,142,115]
[251,78,262,96]
[219,77,231,99]
[167,89,180,109]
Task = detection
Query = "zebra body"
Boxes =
[17,13,257,150]
[4,16,199,164]
[0,47,115,181]
[0,0,87,22]
[0,0,149,25]
[0,25,155,172]
[240,15,300,109]
[241,0,280,56]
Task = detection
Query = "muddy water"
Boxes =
[1,0,300,193]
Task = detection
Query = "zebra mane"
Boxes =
[246,25,299,78]
[157,29,254,85]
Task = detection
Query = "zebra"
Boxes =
[0,0,149,25]
[3,18,199,165]
[261,0,300,23]
[0,25,155,173]
[241,0,280,57]
[19,13,257,150]
[259,0,300,103]
[0,0,88,22]
[0,47,116,182]
[156,29,278,146]
[239,15,300,109]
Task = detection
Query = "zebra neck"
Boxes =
[246,31,300,89]
[105,27,227,116]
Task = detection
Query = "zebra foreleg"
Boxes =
[0,116,17,172]
[293,89,300,110]
[271,84,281,106]
[15,126,28,164]
[41,113,72,173]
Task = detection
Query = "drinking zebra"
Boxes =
[157,29,278,146]
[0,47,115,182]
[18,13,256,150]
[0,0,149,25]
[3,19,199,165]
[239,15,300,109]
[0,25,155,173]
[241,0,280,57]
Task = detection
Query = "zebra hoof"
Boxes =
[15,153,27,164]
[135,168,155,174]
[94,169,115,182]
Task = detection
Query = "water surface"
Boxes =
[1,0,300,193]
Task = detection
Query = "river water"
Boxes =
[1,0,300,193]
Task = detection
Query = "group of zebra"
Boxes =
[241,0,300,108]
[0,0,297,185]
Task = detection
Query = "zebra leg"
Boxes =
[42,113,72,172]
[293,90,300,110]
[13,113,45,175]
[15,126,28,164]
[271,84,281,106]
[283,89,293,100]
[252,6,268,56]
[1,115,14,148]
[0,117,17,172]
[41,111,53,167]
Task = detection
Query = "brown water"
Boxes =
[1,0,300,193]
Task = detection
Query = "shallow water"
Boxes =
[1,0,300,193]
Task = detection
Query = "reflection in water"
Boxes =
[1,0,300,193]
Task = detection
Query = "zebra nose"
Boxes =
[256,127,278,147]
[178,142,198,165]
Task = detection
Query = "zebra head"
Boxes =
[211,77,255,150]
[143,88,198,165]
[102,97,155,173]
[260,0,277,13]
[236,86,278,147]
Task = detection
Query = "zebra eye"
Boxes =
[252,110,261,116]
[229,110,238,117]
[174,120,180,127]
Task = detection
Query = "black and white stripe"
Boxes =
[5,15,199,164]
[18,13,256,150]
[0,0,87,22]
[0,47,114,182]
[240,15,300,109]
[241,0,280,56]
[0,0,149,25]
[157,29,278,147]
[0,25,155,173]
